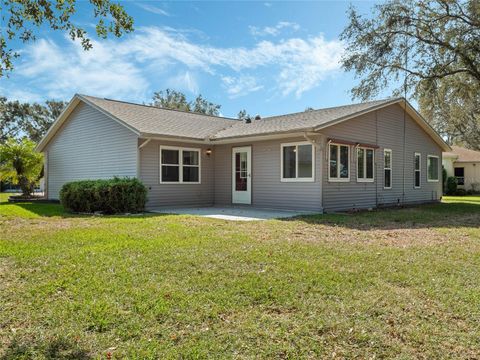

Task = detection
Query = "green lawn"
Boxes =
[1,194,479,359]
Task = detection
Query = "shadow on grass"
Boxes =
[288,200,480,230]
[1,337,91,360]
[0,200,169,220]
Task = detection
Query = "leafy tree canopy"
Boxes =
[0,137,43,196]
[237,109,251,121]
[151,89,221,116]
[1,0,134,76]
[0,97,66,143]
[341,0,480,150]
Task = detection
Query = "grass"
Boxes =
[0,194,479,358]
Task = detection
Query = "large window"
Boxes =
[160,146,200,183]
[357,147,375,182]
[454,167,465,185]
[414,153,421,188]
[384,149,392,189]
[281,142,314,182]
[427,155,439,182]
[329,143,350,181]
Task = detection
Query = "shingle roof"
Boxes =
[80,95,237,140]
[211,98,397,139]
[80,94,399,140]
[445,146,480,162]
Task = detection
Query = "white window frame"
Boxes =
[280,141,315,182]
[414,152,421,189]
[328,143,350,182]
[159,146,201,184]
[384,149,392,189]
[427,155,440,182]
[356,146,375,183]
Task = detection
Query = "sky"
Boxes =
[0,0,389,118]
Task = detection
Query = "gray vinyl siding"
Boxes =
[45,102,138,199]
[214,137,323,211]
[322,104,442,212]
[139,140,215,208]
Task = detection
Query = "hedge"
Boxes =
[60,178,147,214]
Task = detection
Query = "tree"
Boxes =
[341,0,480,149]
[151,89,221,116]
[237,109,251,120]
[0,97,66,143]
[1,0,134,76]
[0,138,43,196]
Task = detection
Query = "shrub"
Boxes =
[454,188,467,196]
[60,177,147,214]
[446,176,458,195]
[442,167,447,193]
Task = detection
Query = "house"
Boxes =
[36,94,450,213]
[443,146,480,192]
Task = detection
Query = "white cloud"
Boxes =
[166,71,199,94]
[221,75,263,98]
[136,3,170,16]
[16,38,149,100]
[12,26,344,101]
[249,21,300,37]
[264,2,272,7]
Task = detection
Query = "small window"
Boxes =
[160,147,201,183]
[384,149,392,189]
[329,143,350,181]
[427,155,439,182]
[357,147,375,182]
[414,153,421,188]
[281,142,314,182]
[454,167,465,185]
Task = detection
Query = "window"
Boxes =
[414,153,421,188]
[357,147,375,182]
[384,149,392,189]
[160,146,200,183]
[328,143,350,181]
[281,142,314,182]
[427,155,439,182]
[454,167,465,185]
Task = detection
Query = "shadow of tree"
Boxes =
[1,337,91,360]
[286,200,480,230]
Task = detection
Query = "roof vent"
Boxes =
[245,117,252,124]
[255,114,261,120]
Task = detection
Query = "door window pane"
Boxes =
[283,146,296,178]
[298,145,312,178]
[235,152,247,191]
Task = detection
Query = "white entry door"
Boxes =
[232,146,252,204]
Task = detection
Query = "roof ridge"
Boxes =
[259,97,402,122]
[78,94,238,122]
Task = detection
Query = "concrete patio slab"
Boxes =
[149,206,316,221]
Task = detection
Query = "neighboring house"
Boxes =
[443,146,480,192]
[36,94,450,213]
